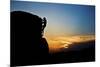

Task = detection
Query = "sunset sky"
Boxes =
[11,1,95,53]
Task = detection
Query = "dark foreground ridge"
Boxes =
[11,11,49,66]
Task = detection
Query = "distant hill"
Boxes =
[48,40,95,64]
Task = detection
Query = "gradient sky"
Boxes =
[11,1,95,37]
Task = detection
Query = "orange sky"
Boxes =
[44,35,95,53]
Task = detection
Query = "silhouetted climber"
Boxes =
[11,11,49,66]
[42,17,47,36]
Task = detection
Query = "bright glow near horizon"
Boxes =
[46,35,95,53]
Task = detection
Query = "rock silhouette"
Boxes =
[11,11,49,66]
